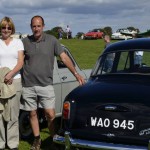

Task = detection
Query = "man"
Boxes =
[103,35,114,72]
[66,25,71,39]
[132,33,143,66]
[58,28,63,40]
[104,34,111,48]
[22,15,85,150]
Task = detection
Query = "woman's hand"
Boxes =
[4,71,14,85]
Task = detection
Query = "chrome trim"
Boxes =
[104,105,117,110]
[53,132,148,150]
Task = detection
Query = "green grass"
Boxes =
[19,38,111,150]
[61,39,105,69]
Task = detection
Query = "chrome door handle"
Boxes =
[62,76,67,80]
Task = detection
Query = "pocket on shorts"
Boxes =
[47,85,55,97]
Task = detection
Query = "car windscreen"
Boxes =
[91,49,150,76]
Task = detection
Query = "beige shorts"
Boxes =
[22,85,55,111]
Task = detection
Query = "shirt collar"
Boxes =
[30,32,46,42]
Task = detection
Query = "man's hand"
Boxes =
[60,52,86,85]
[74,73,85,85]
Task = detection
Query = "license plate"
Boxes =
[90,117,135,130]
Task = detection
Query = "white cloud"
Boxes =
[0,0,149,35]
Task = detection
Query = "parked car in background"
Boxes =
[54,38,150,150]
[19,44,91,139]
[84,29,104,39]
[11,32,22,39]
[111,28,138,40]
[11,32,28,39]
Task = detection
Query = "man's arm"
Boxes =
[60,52,85,85]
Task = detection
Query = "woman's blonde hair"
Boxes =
[0,16,15,34]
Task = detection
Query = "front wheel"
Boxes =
[52,144,85,150]
[52,144,65,150]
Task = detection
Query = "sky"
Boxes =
[0,0,150,36]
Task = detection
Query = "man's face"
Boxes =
[31,17,44,40]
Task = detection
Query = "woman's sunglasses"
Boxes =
[1,27,12,30]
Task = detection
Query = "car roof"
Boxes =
[104,38,150,54]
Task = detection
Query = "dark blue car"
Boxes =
[54,38,150,150]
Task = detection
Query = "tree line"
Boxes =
[44,26,140,39]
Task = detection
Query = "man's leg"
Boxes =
[22,86,41,150]
[22,86,39,136]
[44,108,55,137]
[36,85,56,137]
[30,110,40,136]
[30,110,41,150]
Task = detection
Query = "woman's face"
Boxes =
[1,23,12,39]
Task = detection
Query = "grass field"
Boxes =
[19,38,116,150]
[61,38,105,69]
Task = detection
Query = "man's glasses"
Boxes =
[1,27,12,30]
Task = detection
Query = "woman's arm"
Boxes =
[4,50,24,84]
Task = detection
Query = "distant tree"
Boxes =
[76,32,84,39]
[127,27,140,33]
[44,26,65,39]
[44,29,52,34]
[103,26,112,36]
[44,29,57,38]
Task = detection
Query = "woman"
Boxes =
[0,17,24,150]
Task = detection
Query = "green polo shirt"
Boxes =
[22,33,64,87]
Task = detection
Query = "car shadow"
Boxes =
[41,136,62,150]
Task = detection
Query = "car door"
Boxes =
[56,46,87,112]
[53,58,62,117]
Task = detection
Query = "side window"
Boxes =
[117,52,130,72]
[134,51,144,66]
[57,47,75,69]
[135,51,150,73]
[57,59,67,68]
[92,53,115,75]
[142,51,149,66]
[102,53,115,73]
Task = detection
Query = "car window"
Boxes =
[91,50,150,76]
[141,51,150,66]
[91,52,115,75]
[102,53,115,73]
[136,51,150,73]
[57,46,75,69]
[117,52,130,72]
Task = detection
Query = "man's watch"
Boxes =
[74,72,78,75]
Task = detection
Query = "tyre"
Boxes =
[52,144,83,150]
[19,110,33,139]
[52,143,65,150]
